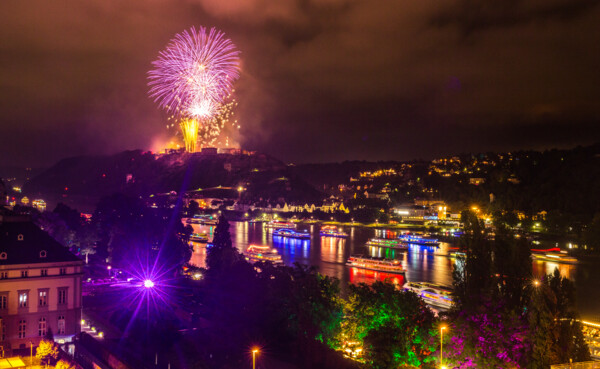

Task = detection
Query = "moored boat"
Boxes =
[272,228,310,239]
[187,215,218,225]
[190,232,209,242]
[365,237,407,250]
[398,233,439,246]
[245,244,283,264]
[531,247,578,264]
[266,220,297,229]
[320,225,348,238]
[346,255,405,274]
[403,281,453,308]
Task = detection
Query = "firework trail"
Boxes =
[149,27,241,151]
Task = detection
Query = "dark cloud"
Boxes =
[0,0,599,167]
[431,0,600,35]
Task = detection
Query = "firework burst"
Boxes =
[149,27,241,151]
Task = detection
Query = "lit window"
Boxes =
[57,316,65,335]
[18,320,26,338]
[38,290,47,307]
[38,318,46,337]
[18,291,28,308]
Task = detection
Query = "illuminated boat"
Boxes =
[265,220,297,229]
[346,256,405,274]
[187,215,218,225]
[403,282,453,309]
[320,225,348,238]
[531,247,578,264]
[190,232,208,242]
[245,244,283,265]
[272,228,310,239]
[365,238,407,250]
[398,234,439,246]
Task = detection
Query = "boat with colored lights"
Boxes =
[398,234,439,246]
[272,228,310,239]
[245,244,283,264]
[187,215,218,225]
[346,256,405,274]
[190,232,208,242]
[403,282,453,309]
[365,238,407,250]
[531,247,578,264]
[265,220,297,229]
[320,225,348,238]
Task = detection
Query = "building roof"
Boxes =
[0,221,81,265]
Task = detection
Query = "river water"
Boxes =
[189,221,600,322]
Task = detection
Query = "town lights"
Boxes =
[143,279,155,288]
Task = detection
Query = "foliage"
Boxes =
[205,215,244,275]
[93,193,192,272]
[55,360,76,369]
[582,213,600,252]
[446,302,530,368]
[452,211,589,368]
[342,281,437,368]
[36,340,59,365]
[527,269,590,368]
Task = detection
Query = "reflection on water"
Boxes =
[320,236,346,264]
[186,220,600,320]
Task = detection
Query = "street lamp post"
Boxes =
[440,326,446,369]
[252,349,259,369]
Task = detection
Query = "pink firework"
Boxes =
[148,27,241,119]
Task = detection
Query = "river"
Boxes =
[188,221,600,322]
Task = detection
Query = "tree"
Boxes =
[187,200,200,216]
[36,339,59,367]
[583,213,600,252]
[343,281,437,369]
[528,269,590,367]
[55,360,76,369]
[206,215,243,275]
[450,211,534,368]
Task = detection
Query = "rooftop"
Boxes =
[0,218,81,265]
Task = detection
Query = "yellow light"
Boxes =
[179,118,200,153]
[252,349,259,354]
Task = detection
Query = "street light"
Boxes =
[143,279,155,288]
[440,325,447,369]
[252,348,259,369]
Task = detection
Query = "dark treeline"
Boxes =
[446,211,590,368]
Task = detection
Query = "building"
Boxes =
[0,215,83,355]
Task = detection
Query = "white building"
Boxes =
[0,215,83,355]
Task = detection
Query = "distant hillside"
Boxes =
[23,150,322,204]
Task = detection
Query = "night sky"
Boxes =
[1,0,599,167]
